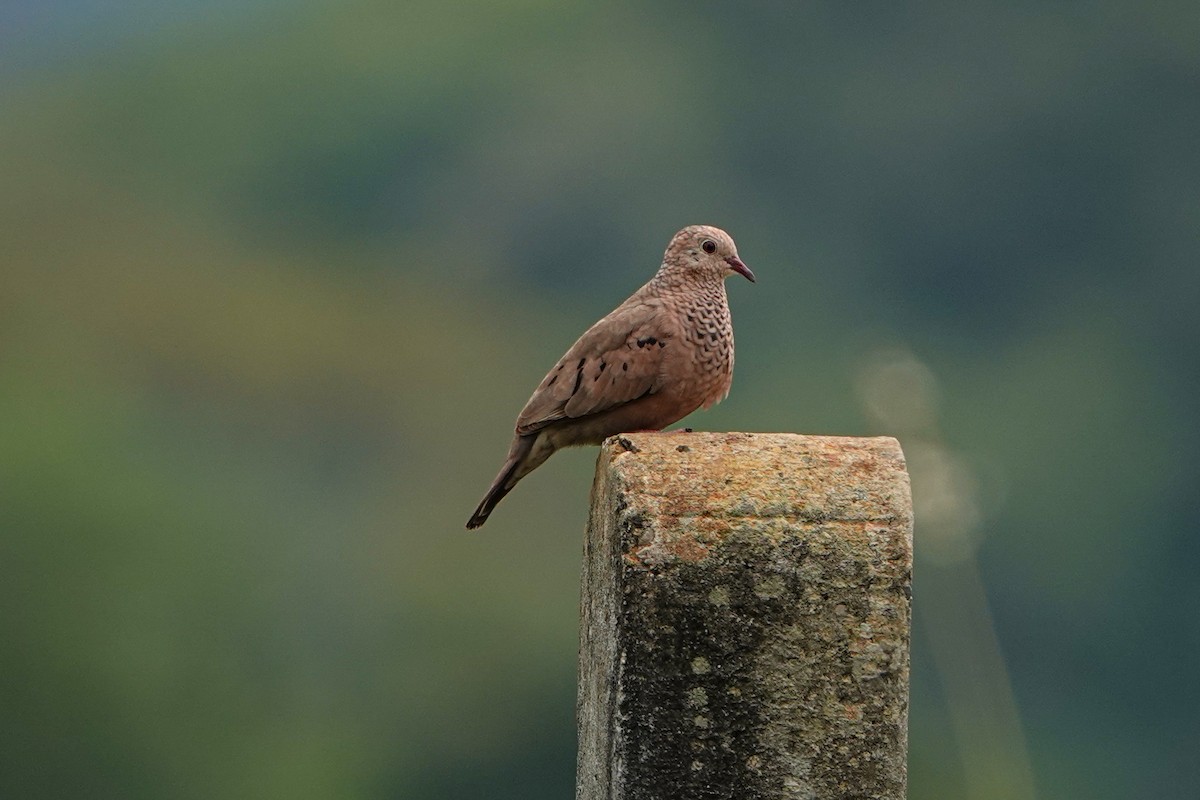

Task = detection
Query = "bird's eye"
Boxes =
[701,240,717,254]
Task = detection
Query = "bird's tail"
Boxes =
[466,435,536,529]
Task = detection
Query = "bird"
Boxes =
[466,224,755,529]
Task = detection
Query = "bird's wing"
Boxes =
[515,298,672,435]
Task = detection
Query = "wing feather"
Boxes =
[515,298,671,435]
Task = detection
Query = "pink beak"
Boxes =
[725,255,756,283]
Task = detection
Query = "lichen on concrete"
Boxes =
[577,432,912,800]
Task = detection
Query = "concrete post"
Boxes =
[577,432,912,800]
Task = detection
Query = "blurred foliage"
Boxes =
[2,1,1198,798]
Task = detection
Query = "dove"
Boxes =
[466,224,754,529]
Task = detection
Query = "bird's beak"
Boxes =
[725,255,756,283]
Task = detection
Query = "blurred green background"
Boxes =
[3,1,1197,798]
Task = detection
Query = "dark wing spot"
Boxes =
[571,365,585,396]
[622,362,628,371]
[577,358,586,370]
[598,361,607,373]
[658,340,666,348]
[547,374,558,386]
[636,336,657,348]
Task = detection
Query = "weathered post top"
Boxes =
[577,432,913,800]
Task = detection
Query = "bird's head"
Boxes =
[663,225,755,284]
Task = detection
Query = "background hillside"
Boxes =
[3,1,1198,798]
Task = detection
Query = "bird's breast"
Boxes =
[666,287,735,407]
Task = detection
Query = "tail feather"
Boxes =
[466,461,520,529]
[466,435,536,529]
